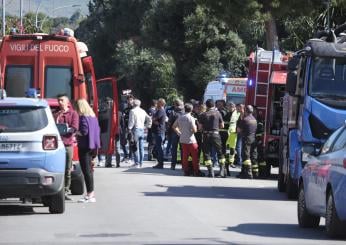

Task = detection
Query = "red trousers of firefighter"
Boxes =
[182,143,199,175]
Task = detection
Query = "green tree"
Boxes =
[113,40,176,105]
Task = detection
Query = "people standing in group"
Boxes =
[237,105,258,179]
[172,103,201,176]
[75,99,101,203]
[53,94,79,201]
[198,99,226,177]
[128,99,152,168]
[226,102,240,173]
[147,99,157,161]
[152,98,167,169]
[167,99,185,170]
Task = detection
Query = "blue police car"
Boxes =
[298,124,346,237]
[0,93,66,214]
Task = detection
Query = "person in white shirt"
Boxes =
[128,99,152,167]
[172,103,201,176]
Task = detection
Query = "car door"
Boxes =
[325,128,346,216]
[305,126,344,214]
[96,77,118,155]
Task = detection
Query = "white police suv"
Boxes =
[0,91,66,214]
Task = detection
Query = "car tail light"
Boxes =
[42,135,58,150]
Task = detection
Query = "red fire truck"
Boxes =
[245,48,288,177]
[0,31,119,168]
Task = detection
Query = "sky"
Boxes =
[4,0,90,18]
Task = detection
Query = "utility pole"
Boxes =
[2,0,5,36]
[20,0,23,33]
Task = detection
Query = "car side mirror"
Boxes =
[56,123,68,136]
[286,71,297,96]
[303,144,320,157]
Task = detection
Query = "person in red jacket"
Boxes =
[54,94,79,200]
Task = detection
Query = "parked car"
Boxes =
[298,124,346,238]
[0,94,66,214]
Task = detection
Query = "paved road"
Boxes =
[0,161,345,244]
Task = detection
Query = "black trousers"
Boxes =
[195,132,204,162]
[203,132,224,165]
[219,130,228,155]
[241,135,257,165]
[78,148,94,193]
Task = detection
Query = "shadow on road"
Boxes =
[122,165,278,179]
[143,185,289,201]
[0,204,48,216]
[226,223,343,241]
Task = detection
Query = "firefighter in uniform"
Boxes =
[226,102,240,172]
[199,99,226,177]
[237,105,258,179]
[216,100,231,176]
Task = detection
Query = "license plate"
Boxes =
[0,143,22,152]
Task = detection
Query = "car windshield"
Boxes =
[309,57,346,99]
[0,107,48,132]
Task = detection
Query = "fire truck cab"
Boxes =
[245,48,288,177]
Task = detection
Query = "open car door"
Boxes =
[81,56,98,113]
[96,77,119,165]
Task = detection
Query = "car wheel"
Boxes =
[48,188,65,214]
[326,192,344,238]
[297,184,320,228]
[286,172,298,199]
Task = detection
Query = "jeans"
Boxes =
[65,146,73,193]
[154,132,165,165]
[133,128,145,165]
[236,133,242,165]
[165,133,172,155]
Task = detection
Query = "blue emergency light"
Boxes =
[25,88,40,98]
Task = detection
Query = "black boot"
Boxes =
[207,166,214,178]
[225,163,231,176]
[239,166,253,179]
[170,163,176,170]
[236,165,245,178]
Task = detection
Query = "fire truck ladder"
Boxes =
[254,48,273,146]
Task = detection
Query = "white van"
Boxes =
[203,78,247,104]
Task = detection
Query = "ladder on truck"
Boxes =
[254,47,274,146]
